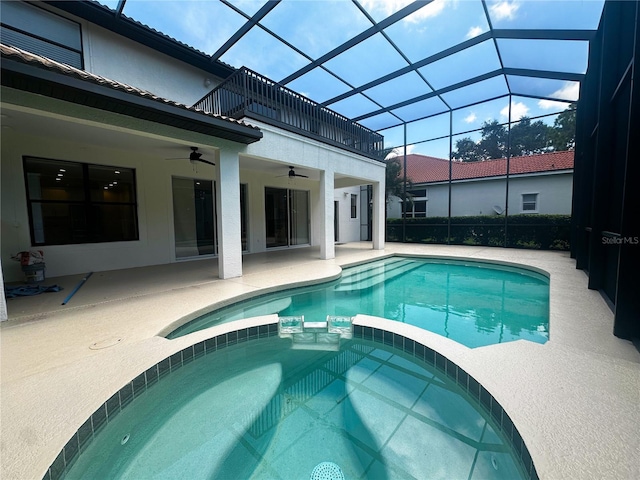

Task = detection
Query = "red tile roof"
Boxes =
[393,150,574,184]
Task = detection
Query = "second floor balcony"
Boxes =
[194,67,384,160]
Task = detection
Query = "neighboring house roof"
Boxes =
[0,43,262,144]
[396,151,574,184]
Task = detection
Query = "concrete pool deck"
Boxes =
[1,243,639,479]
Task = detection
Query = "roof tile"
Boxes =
[0,43,258,131]
[395,151,574,184]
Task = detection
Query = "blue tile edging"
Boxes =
[45,322,538,480]
[43,322,279,480]
[352,324,539,480]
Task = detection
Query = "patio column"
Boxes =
[372,181,385,250]
[215,150,242,279]
[319,168,335,260]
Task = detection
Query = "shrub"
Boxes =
[386,214,571,250]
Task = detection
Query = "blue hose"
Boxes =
[61,272,93,305]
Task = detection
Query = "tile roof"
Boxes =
[394,150,574,184]
[0,43,259,132]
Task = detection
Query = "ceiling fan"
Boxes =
[187,147,215,166]
[279,166,308,178]
[167,147,215,166]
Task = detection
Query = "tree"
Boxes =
[451,106,576,162]
[382,150,414,219]
[451,138,479,162]
[477,120,508,160]
[550,102,576,151]
[509,117,551,156]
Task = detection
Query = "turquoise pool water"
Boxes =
[169,257,549,348]
[64,337,527,479]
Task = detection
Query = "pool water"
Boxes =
[169,257,549,348]
[64,337,527,479]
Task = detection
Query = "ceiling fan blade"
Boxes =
[194,158,216,167]
[294,173,309,178]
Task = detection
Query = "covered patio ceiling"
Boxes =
[50,0,603,159]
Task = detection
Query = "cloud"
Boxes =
[489,1,520,21]
[360,0,448,24]
[466,26,484,39]
[501,101,529,120]
[464,113,477,123]
[538,82,580,109]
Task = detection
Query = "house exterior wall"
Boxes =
[387,172,573,218]
[243,122,386,247]
[1,117,378,282]
[1,2,384,284]
[38,2,221,106]
[2,129,175,282]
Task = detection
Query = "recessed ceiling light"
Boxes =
[55,178,61,181]
[57,173,63,177]
[104,186,108,189]
[114,170,120,174]
[59,169,66,172]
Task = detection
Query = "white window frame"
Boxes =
[521,192,539,213]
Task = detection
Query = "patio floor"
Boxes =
[1,243,639,480]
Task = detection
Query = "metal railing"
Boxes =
[194,67,384,159]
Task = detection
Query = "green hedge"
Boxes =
[386,214,571,250]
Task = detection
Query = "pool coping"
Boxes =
[2,243,639,480]
[46,315,538,480]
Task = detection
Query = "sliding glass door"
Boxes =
[172,177,215,258]
[173,179,249,258]
[265,187,309,248]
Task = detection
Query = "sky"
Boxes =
[97,0,604,158]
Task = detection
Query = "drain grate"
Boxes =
[310,462,344,480]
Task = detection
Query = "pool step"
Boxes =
[335,258,421,291]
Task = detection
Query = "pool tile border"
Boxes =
[45,322,538,480]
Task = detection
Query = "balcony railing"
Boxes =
[194,67,384,159]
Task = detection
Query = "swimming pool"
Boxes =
[62,335,529,479]
[168,257,549,348]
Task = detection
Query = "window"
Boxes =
[522,193,539,212]
[407,189,427,197]
[24,157,138,245]
[403,200,427,218]
[1,2,83,68]
[350,194,357,218]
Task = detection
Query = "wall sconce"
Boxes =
[204,78,212,88]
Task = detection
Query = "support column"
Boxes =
[215,150,242,279]
[372,181,385,250]
[319,169,335,260]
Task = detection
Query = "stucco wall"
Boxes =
[388,173,573,218]
[37,3,223,106]
[1,117,380,282]
[1,129,209,282]
[1,4,385,282]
